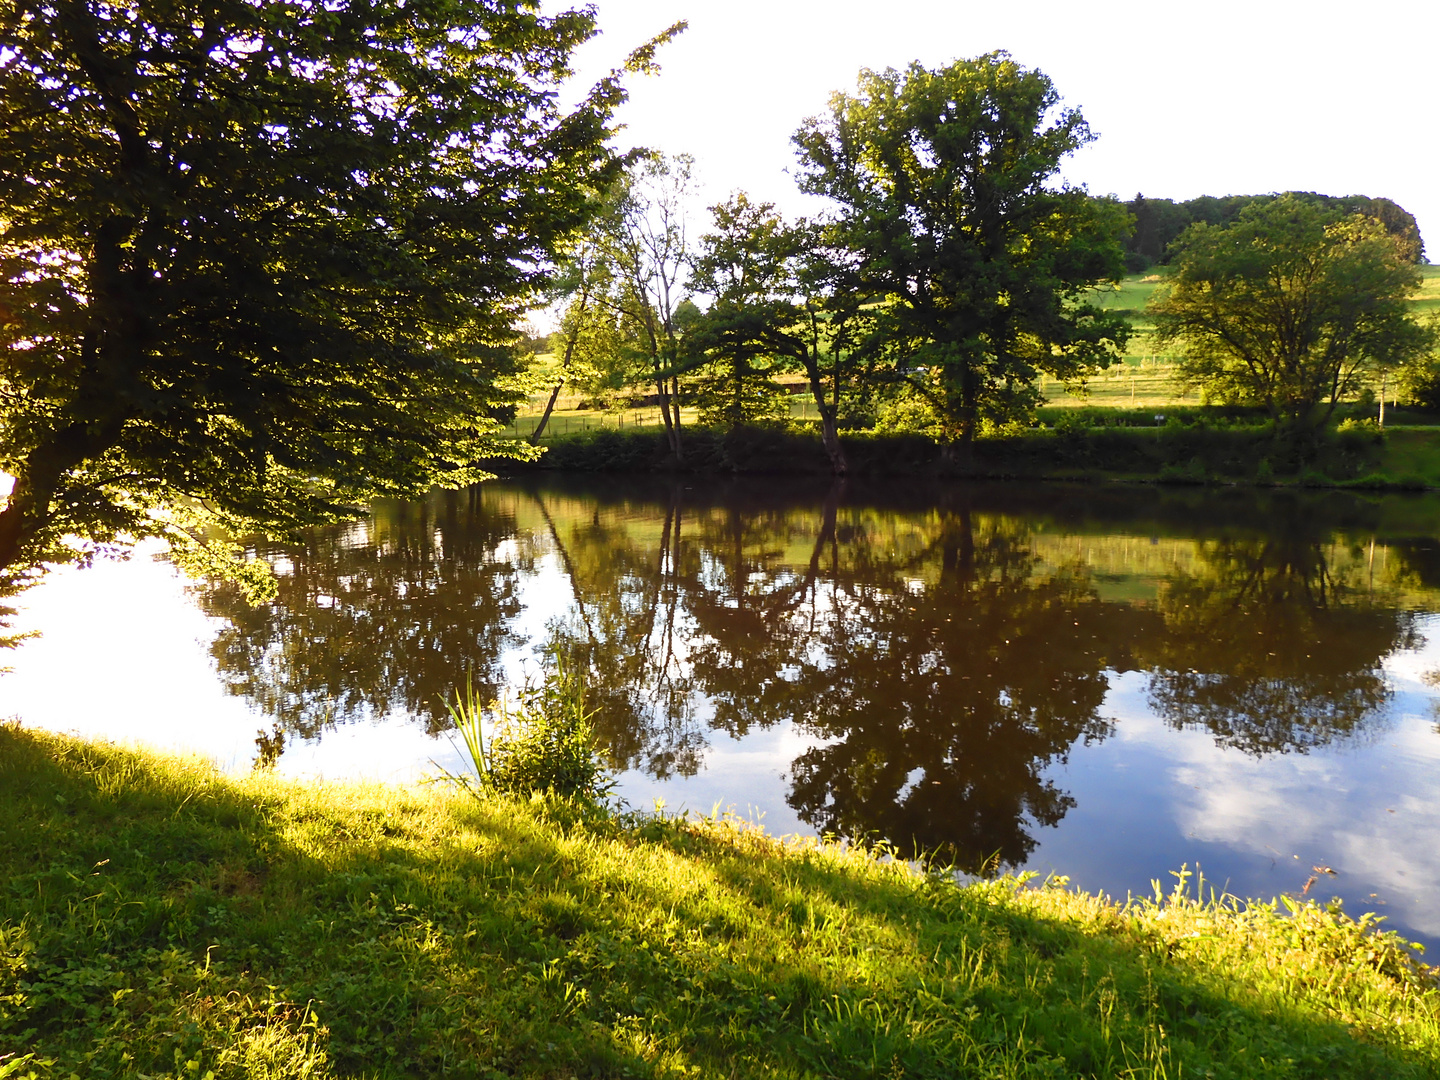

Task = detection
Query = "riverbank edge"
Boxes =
[488,424,1440,493]
[3,726,1438,1078]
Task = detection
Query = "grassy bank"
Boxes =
[497,418,1440,490]
[2,727,1438,1078]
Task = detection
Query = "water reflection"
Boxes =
[775,506,1117,870]
[1141,534,1415,755]
[196,494,529,738]
[190,478,1428,870]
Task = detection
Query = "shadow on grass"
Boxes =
[1,726,1436,1079]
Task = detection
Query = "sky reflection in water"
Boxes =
[6,477,1440,947]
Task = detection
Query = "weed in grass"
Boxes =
[252,724,285,771]
[441,655,614,803]
[439,672,491,792]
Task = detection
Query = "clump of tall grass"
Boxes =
[442,655,613,802]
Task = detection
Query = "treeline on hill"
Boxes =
[1123,191,1425,270]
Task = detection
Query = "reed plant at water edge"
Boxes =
[441,653,614,802]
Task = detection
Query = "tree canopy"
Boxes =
[0,0,669,581]
[793,52,1131,444]
[686,194,870,473]
[1150,195,1431,428]
[1124,192,1425,271]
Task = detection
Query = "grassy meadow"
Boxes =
[1039,265,1440,410]
[3,725,1439,1079]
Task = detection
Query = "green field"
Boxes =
[1413,263,1440,318]
[4,726,1439,1078]
[1035,266,1439,411]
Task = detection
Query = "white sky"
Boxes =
[553,0,1439,260]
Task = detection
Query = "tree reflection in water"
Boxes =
[191,478,1424,872]
[592,487,1114,870]
[1139,532,1415,754]
[195,491,532,739]
[532,486,705,780]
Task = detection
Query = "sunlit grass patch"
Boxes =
[1,726,1437,1078]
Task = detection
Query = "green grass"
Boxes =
[1413,264,1440,318]
[1376,428,1440,487]
[3,726,1439,1078]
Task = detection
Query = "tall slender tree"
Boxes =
[593,153,700,462]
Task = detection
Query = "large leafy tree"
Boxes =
[793,52,1131,444]
[687,193,872,474]
[0,0,667,581]
[1150,195,1432,429]
[687,194,804,431]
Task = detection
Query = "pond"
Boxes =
[6,475,1440,949]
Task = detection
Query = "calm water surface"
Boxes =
[7,476,1440,948]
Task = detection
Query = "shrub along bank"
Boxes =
[1,726,1438,1079]
[498,415,1440,490]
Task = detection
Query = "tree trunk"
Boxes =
[938,438,975,474]
[656,377,682,461]
[819,410,847,476]
[528,380,564,444]
[530,288,591,443]
[802,361,848,476]
[0,482,42,575]
[671,374,683,457]
[0,416,125,572]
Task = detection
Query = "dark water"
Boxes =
[10,475,1440,948]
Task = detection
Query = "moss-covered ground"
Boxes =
[2,726,1438,1079]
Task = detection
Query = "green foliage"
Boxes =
[686,193,869,472]
[580,152,700,461]
[794,52,1132,442]
[874,394,945,437]
[0,0,655,578]
[687,194,807,429]
[1396,325,1440,410]
[510,415,1408,485]
[1151,196,1432,428]
[692,374,790,428]
[1336,417,1385,448]
[442,675,493,791]
[1126,191,1426,267]
[1,726,1438,1078]
[447,656,614,803]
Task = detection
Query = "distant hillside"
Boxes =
[1123,192,1425,271]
